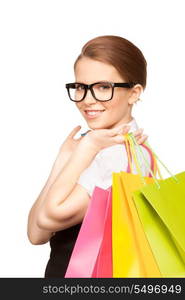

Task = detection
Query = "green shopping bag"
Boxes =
[127,133,185,277]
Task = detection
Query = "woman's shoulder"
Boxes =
[97,142,153,176]
[97,144,126,157]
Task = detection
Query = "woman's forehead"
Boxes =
[74,58,123,83]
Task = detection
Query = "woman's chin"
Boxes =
[86,120,112,130]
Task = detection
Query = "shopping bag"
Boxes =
[112,139,161,277]
[92,187,112,277]
[133,172,185,277]
[127,133,185,277]
[64,186,112,278]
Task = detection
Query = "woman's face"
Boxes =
[74,57,142,129]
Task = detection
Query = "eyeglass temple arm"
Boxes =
[114,82,136,88]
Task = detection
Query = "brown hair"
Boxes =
[74,35,147,90]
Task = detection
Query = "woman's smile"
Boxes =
[84,109,106,119]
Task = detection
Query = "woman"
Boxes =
[27,35,150,277]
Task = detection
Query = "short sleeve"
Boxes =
[92,144,153,189]
[77,143,153,197]
[96,144,129,189]
[77,156,102,197]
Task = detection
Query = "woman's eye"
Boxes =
[76,85,84,91]
[99,85,110,90]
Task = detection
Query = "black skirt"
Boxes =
[44,223,82,278]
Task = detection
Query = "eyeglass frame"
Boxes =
[65,81,136,102]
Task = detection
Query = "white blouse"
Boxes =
[77,118,151,197]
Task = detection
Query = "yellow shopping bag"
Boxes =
[112,136,161,277]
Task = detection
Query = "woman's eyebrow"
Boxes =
[74,80,113,84]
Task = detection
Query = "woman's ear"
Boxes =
[128,84,143,105]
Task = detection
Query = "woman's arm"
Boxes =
[27,126,85,245]
[28,124,128,244]
[27,152,73,245]
[27,126,98,245]
[35,140,98,232]
[27,124,147,245]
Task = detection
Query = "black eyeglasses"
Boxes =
[65,81,136,102]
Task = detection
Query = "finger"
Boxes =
[113,134,126,144]
[76,129,92,141]
[67,125,81,139]
[121,126,131,135]
[133,128,144,137]
[109,125,130,137]
[76,135,84,141]
[136,135,148,145]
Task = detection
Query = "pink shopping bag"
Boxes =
[92,187,112,277]
[65,186,112,278]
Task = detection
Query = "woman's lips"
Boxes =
[84,110,105,119]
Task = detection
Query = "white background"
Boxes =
[0,0,185,277]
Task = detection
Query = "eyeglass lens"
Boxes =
[69,82,113,101]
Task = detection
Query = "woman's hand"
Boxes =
[52,124,148,174]
[58,125,84,155]
[133,128,148,144]
[51,126,84,176]
[80,124,148,152]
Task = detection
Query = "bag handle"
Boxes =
[127,134,148,185]
[132,133,178,182]
[125,133,178,189]
[125,135,157,178]
[127,133,160,187]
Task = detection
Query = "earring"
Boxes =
[130,98,142,105]
[134,98,142,105]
